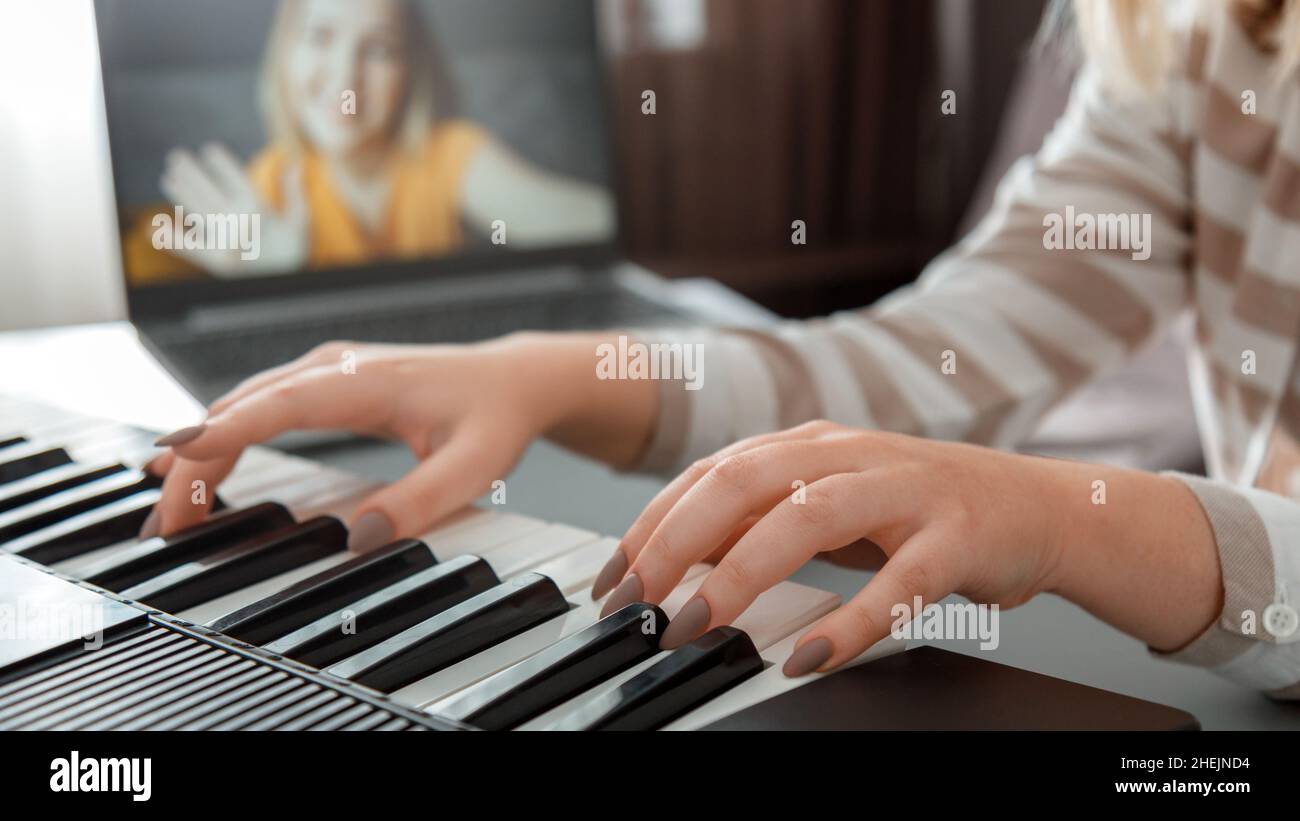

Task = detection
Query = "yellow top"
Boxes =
[123,119,489,284]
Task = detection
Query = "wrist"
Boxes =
[1037,459,1223,651]
[493,331,660,467]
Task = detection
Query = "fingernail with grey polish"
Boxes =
[590,549,628,601]
[137,509,161,540]
[348,511,394,553]
[155,424,207,447]
[599,573,643,618]
[660,596,710,650]
[783,637,833,677]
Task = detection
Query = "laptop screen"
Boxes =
[96,0,617,296]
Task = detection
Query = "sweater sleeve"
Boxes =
[633,64,1195,472]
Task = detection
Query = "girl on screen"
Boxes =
[130,0,613,281]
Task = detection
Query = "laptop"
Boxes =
[93,0,744,405]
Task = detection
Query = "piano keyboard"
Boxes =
[0,393,893,730]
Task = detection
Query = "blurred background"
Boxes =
[0,0,1055,330]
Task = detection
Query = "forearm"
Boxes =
[1043,459,1223,652]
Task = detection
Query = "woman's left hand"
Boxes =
[593,420,1222,677]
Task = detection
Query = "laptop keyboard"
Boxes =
[155,286,688,398]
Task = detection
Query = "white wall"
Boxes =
[0,0,125,331]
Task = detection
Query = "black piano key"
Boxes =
[261,554,499,668]
[207,538,440,644]
[0,469,160,545]
[118,517,347,613]
[4,491,160,564]
[0,462,127,515]
[78,502,293,591]
[326,573,570,692]
[0,436,25,451]
[433,602,667,730]
[549,626,764,731]
[0,446,72,485]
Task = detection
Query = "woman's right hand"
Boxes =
[142,332,658,551]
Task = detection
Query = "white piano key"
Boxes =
[65,428,155,460]
[53,537,138,576]
[0,405,86,435]
[55,463,334,577]
[479,523,602,579]
[418,512,549,561]
[164,487,377,621]
[662,630,908,730]
[11,416,119,446]
[732,581,840,650]
[216,460,330,507]
[397,565,710,711]
[175,550,356,626]
[527,536,620,594]
[164,500,548,629]
[160,507,507,637]
[518,580,839,730]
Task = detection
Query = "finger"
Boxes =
[159,174,224,223]
[206,341,354,416]
[783,534,954,676]
[200,143,258,203]
[344,423,525,553]
[206,359,311,417]
[143,449,175,479]
[162,365,393,462]
[654,470,885,646]
[149,452,241,537]
[607,440,866,616]
[702,514,761,565]
[598,422,838,600]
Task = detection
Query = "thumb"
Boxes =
[345,426,522,553]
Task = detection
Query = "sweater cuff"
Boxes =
[1152,472,1284,668]
[620,331,695,475]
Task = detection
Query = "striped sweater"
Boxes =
[637,0,1300,698]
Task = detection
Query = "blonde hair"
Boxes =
[1065,0,1300,90]
[259,0,458,157]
